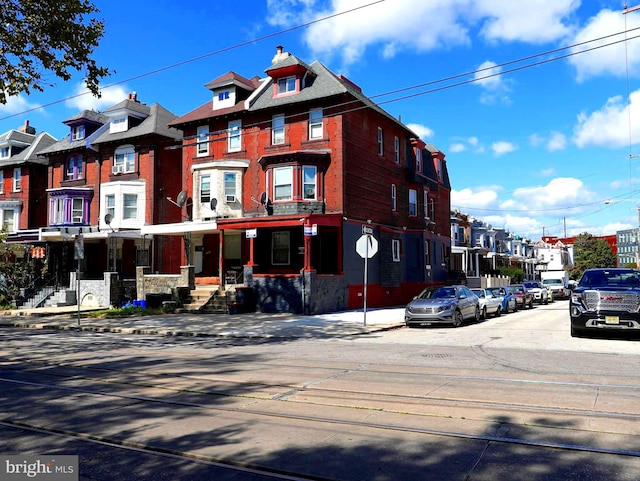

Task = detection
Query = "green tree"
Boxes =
[0,235,40,307]
[0,0,110,104]
[568,232,617,280]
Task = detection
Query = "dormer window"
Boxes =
[0,147,9,159]
[416,148,422,172]
[277,76,297,95]
[71,125,85,141]
[110,116,128,133]
[218,91,230,101]
[213,88,235,110]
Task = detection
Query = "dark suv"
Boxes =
[570,268,640,337]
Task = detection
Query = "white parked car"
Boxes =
[471,288,502,319]
[523,281,550,304]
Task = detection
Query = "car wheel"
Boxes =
[495,306,501,317]
[544,296,549,305]
[481,306,487,320]
[570,325,582,338]
[529,299,534,309]
[452,310,464,327]
[474,306,480,322]
[503,303,509,314]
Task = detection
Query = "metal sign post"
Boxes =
[356,226,378,326]
[74,234,84,327]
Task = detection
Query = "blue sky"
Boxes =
[2,0,640,240]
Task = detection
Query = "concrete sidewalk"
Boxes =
[0,305,406,338]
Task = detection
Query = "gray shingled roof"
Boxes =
[63,109,109,125]
[92,103,182,144]
[0,129,35,146]
[0,132,57,167]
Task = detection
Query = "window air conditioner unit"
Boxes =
[112,164,125,175]
[225,195,236,203]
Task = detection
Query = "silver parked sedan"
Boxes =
[405,285,480,327]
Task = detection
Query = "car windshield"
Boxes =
[543,279,563,285]
[580,270,640,288]
[419,287,456,299]
[523,282,538,288]
[511,286,523,293]
[471,289,483,297]
[488,288,503,296]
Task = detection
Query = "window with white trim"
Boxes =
[72,198,84,223]
[71,125,85,141]
[272,231,290,265]
[377,127,383,156]
[196,126,209,156]
[416,148,422,172]
[200,174,211,203]
[2,209,14,232]
[13,168,21,192]
[114,145,135,173]
[272,114,285,145]
[302,166,316,200]
[224,172,237,202]
[105,194,115,219]
[123,193,138,220]
[273,166,293,201]
[309,109,323,139]
[228,119,241,152]
[277,76,296,94]
[408,189,417,216]
[110,116,127,133]
[0,147,9,159]
[392,239,401,262]
[391,184,397,211]
[394,136,400,163]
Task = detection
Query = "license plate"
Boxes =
[605,316,619,324]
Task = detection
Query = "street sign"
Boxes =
[356,234,378,258]
[362,225,373,235]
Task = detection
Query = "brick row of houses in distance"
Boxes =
[2,47,453,314]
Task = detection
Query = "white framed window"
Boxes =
[13,168,21,192]
[0,147,9,159]
[394,136,400,163]
[392,239,401,262]
[272,114,285,145]
[377,127,383,156]
[196,126,209,156]
[123,193,138,220]
[105,194,115,219]
[2,209,14,232]
[309,109,323,139]
[72,198,84,223]
[71,125,85,141]
[408,189,417,216]
[302,166,316,200]
[273,166,293,201]
[200,174,211,203]
[66,155,83,180]
[52,198,64,225]
[416,148,422,172]
[110,116,127,133]
[114,145,135,173]
[224,172,237,202]
[391,184,397,211]
[228,119,241,152]
[272,231,290,265]
[277,76,296,95]
[218,91,230,101]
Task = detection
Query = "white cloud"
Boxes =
[491,141,517,156]
[275,0,579,67]
[406,123,434,140]
[541,168,556,176]
[449,136,485,154]
[568,9,640,82]
[449,142,466,153]
[547,131,567,151]
[65,83,129,111]
[474,60,512,104]
[0,95,41,115]
[573,89,640,148]
[451,187,500,210]
[501,177,590,212]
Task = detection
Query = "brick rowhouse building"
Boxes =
[35,95,183,287]
[143,46,452,314]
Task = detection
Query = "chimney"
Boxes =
[272,45,288,64]
[127,92,139,102]
[18,119,36,135]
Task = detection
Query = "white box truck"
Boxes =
[541,271,570,299]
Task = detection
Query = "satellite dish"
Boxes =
[104,213,112,225]
[210,198,217,210]
[260,192,268,205]
[176,190,188,208]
